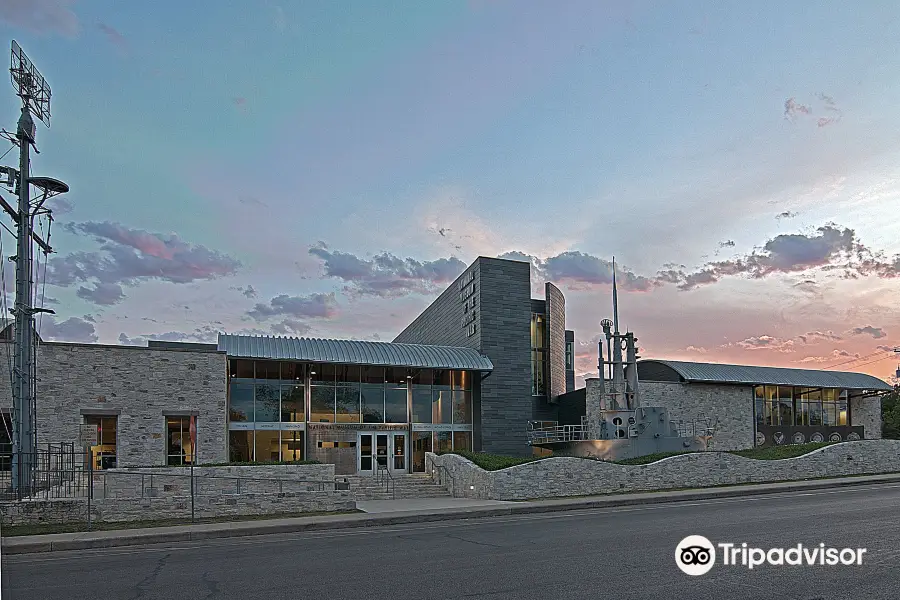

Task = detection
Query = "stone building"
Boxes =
[557,359,891,451]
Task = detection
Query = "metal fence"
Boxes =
[0,443,87,500]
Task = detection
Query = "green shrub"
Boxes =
[730,442,833,460]
[446,450,543,471]
[614,451,692,465]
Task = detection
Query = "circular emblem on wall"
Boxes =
[792,432,806,444]
[810,432,825,443]
[773,431,786,445]
[828,432,843,442]
[847,432,861,441]
[755,432,766,446]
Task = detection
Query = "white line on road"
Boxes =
[6,481,900,564]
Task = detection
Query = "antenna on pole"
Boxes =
[4,40,66,495]
[612,256,619,334]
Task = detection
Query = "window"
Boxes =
[452,390,472,424]
[84,415,117,470]
[255,383,280,422]
[281,384,305,422]
[310,386,335,423]
[565,341,574,370]
[336,384,361,423]
[453,431,472,452]
[229,430,252,462]
[254,430,281,462]
[385,387,408,423]
[360,379,385,423]
[531,313,546,396]
[229,382,254,422]
[166,416,195,466]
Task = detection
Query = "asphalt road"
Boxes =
[3,483,900,600]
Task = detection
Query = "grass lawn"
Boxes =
[0,509,361,538]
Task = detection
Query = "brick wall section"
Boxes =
[545,283,566,402]
[427,440,900,500]
[0,342,228,465]
[850,394,882,439]
[639,381,754,450]
[395,257,534,456]
[306,425,363,474]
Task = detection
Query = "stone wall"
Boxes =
[850,394,882,439]
[0,491,354,526]
[427,440,900,500]
[0,341,228,465]
[101,463,336,498]
[639,381,753,450]
[0,463,351,526]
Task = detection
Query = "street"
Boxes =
[3,482,900,600]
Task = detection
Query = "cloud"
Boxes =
[798,330,842,344]
[97,23,127,52]
[665,224,858,290]
[1,0,79,37]
[48,221,241,303]
[233,284,258,298]
[728,335,796,353]
[849,325,886,339]
[799,349,860,363]
[248,292,339,321]
[76,282,125,305]
[684,345,708,353]
[47,197,74,215]
[118,325,221,346]
[270,319,311,336]
[498,251,654,292]
[39,315,97,343]
[784,97,811,120]
[309,243,467,298]
[776,211,798,220]
[877,345,898,352]
[718,240,736,248]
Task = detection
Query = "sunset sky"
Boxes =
[2,1,900,384]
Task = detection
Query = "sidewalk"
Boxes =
[4,473,899,555]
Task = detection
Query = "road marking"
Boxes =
[5,481,900,564]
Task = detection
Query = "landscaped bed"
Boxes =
[443,442,838,470]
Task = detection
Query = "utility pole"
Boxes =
[3,41,67,494]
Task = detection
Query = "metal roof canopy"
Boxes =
[218,334,494,372]
[638,359,893,392]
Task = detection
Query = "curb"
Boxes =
[4,474,900,555]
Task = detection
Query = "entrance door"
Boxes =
[358,432,407,474]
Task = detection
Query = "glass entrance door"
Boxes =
[358,432,407,474]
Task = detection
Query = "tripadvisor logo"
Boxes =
[675,536,867,576]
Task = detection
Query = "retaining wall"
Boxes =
[426,440,900,500]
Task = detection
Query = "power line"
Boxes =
[842,352,900,372]
[821,349,892,370]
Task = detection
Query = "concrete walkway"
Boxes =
[3,472,899,555]
[356,497,516,513]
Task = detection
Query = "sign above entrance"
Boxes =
[308,423,407,431]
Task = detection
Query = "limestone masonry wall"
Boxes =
[427,440,900,500]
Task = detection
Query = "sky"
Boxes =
[1,0,900,385]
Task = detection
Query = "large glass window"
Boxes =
[777,386,793,426]
[336,384,361,423]
[754,386,765,428]
[229,383,254,422]
[84,415,117,470]
[166,416,194,466]
[452,390,472,424]
[231,359,254,379]
[385,387,408,423]
[281,384,305,422]
[838,391,848,425]
[281,431,305,461]
[310,386,335,423]
[432,387,451,425]
[412,387,432,423]
[361,379,384,424]
[436,431,452,453]
[255,360,281,379]
[565,341,574,370]
[453,431,472,452]
[806,389,823,426]
[254,430,281,462]
[229,430,252,462]
[255,384,281,422]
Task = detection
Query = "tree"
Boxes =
[882,390,900,439]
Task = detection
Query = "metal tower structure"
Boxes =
[2,41,67,494]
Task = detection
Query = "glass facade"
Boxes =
[754,385,849,428]
[166,416,195,466]
[531,313,546,396]
[227,359,477,466]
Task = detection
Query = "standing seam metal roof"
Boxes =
[638,359,892,391]
[217,335,494,371]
